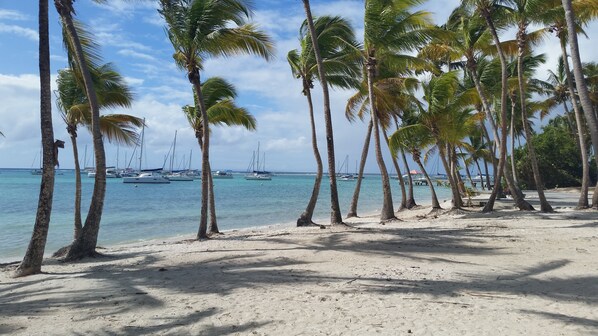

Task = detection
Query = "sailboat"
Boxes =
[30,149,42,175]
[245,142,271,180]
[338,155,355,181]
[123,118,170,184]
[165,130,193,181]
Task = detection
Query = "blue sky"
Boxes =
[0,0,597,173]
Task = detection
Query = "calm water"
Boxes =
[0,169,451,262]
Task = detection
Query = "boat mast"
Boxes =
[256,141,260,173]
[188,149,192,172]
[138,118,145,172]
[170,130,177,172]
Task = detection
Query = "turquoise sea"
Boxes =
[0,169,451,262]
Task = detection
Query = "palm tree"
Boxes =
[363,0,435,221]
[561,0,598,208]
[159,0,274,238]
[54,0,109,261]
[15,0,55,277]
[301,0,345,224]
[544,0,598,207]
[462,0,534,211]
[288,15,361,226]
[56,65,142,240]
[182,77,257,235]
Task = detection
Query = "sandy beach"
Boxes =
[1,190,597,335]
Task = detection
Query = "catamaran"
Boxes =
[164,130,193,181]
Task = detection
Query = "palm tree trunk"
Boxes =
[367,56,395,221]
[475,159,484,190]
[470,12,533,211]
[59,0,107,261]
[189,71,210,239]
[509,95,519,186]
[438,142,461,209]
[560,41,590,208]
[460,148,475,191]
[70,130,82,239]
[15,0,55,277]
[563,101,581,152]
[382,127,407,210]
[207,165,219,234]
[517,32,553,212]
[401,149,417,208]
[347,120,372,218]
[414,154,440,209]
[302,0,343,224]
[479,123,493,189]
[562,0,598,209]
[297,84,323,226]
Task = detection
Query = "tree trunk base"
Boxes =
[13,265,42,278]
[515,200,535,211]
[540,204,555,213]
[346,211,358,218]
[406,198,417,209]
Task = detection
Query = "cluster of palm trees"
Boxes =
[296,0,597,224]
[14,0,597,277]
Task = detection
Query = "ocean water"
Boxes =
[0,169,452,262]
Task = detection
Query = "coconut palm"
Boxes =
[56,65,142,241]
[15,0,55,277]
[363,0,435,220]
[543,0,598,207]
[159,0,274,238]
[560,0,598,208]
[182,77,257,235]
[54,0,109,261]
[288,15,361,226]
[300,0,346,224]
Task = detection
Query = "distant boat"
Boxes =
[164,131,193,181]
[338,155,355,181]
[245,142,272,180]
[123,171,170,184]
[213,170,234,179]
[123,118,170,184]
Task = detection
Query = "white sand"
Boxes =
[1,191,597,335]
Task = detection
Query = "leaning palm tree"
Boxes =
[543,0,598,207]
[56,65,142,241]
[55,0,109,261]
[288,15,361,226]
[15,0,55,277]
[301,0,345,224]
[182,77,257,235]
[363,0,435,221]
[159,0,274,239]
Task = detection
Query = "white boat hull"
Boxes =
[123,172,170,184]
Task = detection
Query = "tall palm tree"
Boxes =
[56,66,142,240]
[159,0,274,238]
[363,0,435,221]
[288,15,361,226]
[507,0,554,212]
[182,77,257,235]
[544,0,598,207]
[54,0,109,261]
[15,0,55,277]
[301,0,345,224]
[561,0,598,208]
[462,0,534,211]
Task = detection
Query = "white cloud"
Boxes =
[0,23,37,41]
[117,49,157,62]
[0,9,28,21]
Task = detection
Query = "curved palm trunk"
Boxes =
[413,153,440,209]
[401,149,417,208]
[59,0,107,261]
[190,73,211,240]
[438,142,461,209]
[509,95,519,186]
[460,148,475,191]
[297,84,323,226]
[15,0,55,277]
[302,0,343,224]
[479,123,493,189]
[466,22,533,211]
[69,129,83,239]
[367,56,395,221]
[382,127,407,210]
[207,166,219,234]
[347,120,373,218]
[474,159,484,190]
[560,41,590,208]
[562,0,598,209]
[517,31,553,212]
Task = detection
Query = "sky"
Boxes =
[0,0,597,173]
